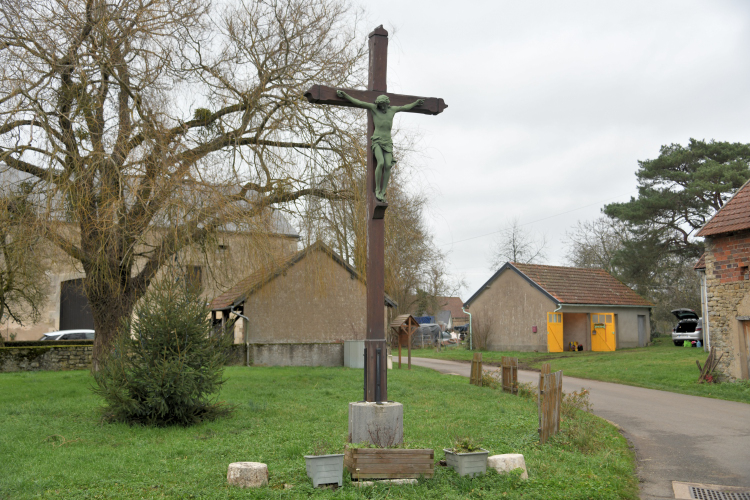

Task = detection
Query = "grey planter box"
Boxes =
[443,448,489,477]
[304,454,344,487]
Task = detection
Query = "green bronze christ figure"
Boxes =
[336,90,425,202]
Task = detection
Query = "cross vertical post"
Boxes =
[304,26,446,406]
[364,26,388,403]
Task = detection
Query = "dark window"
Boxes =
[60,279,95,331]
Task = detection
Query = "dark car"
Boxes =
[670,309,702,346]
[454,324,469,340]
[40,329,95,341]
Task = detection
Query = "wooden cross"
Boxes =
[305,25,447,402]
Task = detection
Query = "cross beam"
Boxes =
[306,26,446,402]
[304,85,447,116]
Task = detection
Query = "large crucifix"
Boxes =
[306,26,447,404]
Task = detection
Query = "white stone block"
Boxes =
[487,454,528,479]
[227,462,269,488]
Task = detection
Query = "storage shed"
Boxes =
[463,262,653,352]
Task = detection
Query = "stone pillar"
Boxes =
[348,401,403,447]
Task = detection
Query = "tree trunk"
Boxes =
[87,279,139,372]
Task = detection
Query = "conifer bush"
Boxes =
[93,280,232,426]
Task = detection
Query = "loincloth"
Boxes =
[371,135,393,154]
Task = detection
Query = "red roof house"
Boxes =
[464,262,652,352]
[695,179,750,379]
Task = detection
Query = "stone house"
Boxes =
[210,241,395,364]
[695,179,750,380]
[463,262,653,352]
[3,208,299,341]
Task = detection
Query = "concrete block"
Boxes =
[344,340,365,368]
[487,454,528,479]
[227,462,268,488]
[348,401,403,447]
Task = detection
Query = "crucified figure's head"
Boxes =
[375,95,390,109]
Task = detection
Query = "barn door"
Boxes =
[547,312,564,353]
[60,279,95,331]
[591,313,616,351]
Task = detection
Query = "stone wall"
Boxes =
[0,345,93,372]
[248,342,344,367]
[705,229,750,380]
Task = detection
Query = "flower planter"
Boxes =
[443,448,489,477]
[304,454,344,488]
[344,448,434,480]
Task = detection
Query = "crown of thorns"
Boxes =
[375,95,390,104]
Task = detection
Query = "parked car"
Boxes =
[670,309,702,346]
[39,329,95,341]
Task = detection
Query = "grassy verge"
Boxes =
[0,366,637,499]
[413,338,750,404]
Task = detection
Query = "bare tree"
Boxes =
[0,0,366,367]
[564,217,628,272]
[0,183,49,341]
[489,217,547,270]
[470,306,493,351]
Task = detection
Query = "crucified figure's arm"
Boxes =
[393,98,425,112]
[336,90,377,111]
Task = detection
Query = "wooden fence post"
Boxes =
[470,352,483,386]
[501,356,519,394]
[538,364,562,444]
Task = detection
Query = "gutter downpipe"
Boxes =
[462,307,472,350]
[230,307,251,366]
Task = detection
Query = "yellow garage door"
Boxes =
[547,312,564,353]
[590,313,616,351]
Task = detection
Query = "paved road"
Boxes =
[410,357,750,499]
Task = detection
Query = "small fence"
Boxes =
[538,363,563,444]
[469,352,482,386]
[501,356,518,394]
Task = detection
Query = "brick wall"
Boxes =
[708,231,750,283]
[705,229,750,380]
[0,345,93,372]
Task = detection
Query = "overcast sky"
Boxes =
[355,0,750,299]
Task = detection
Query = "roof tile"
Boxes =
[511,263,653,307]
[697,179,750,237]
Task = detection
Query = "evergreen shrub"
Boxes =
[93,280,233,426]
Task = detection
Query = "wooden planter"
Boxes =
[443,448,489,477]
[344,448,434,480]
[304,454,344,487]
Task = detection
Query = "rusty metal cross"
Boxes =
[305,26,447,402]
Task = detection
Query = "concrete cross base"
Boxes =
[227,462,269,488]
[487,454,529,479]
[348,401,403,447]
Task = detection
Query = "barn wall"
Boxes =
[243,250,367,343]
[467,270,553,351]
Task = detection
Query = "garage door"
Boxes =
[547,312,564,353]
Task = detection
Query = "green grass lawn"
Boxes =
[0,366,637,499]
[414,338,750,404]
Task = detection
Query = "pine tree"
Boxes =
[93,280,232,426]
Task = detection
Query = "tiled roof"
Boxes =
[436,297,467,319]
[696,179,750,237]
[511,263,653,306]
[465,262,653,308]
[694,253,706,270]
[210,241,396,311]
